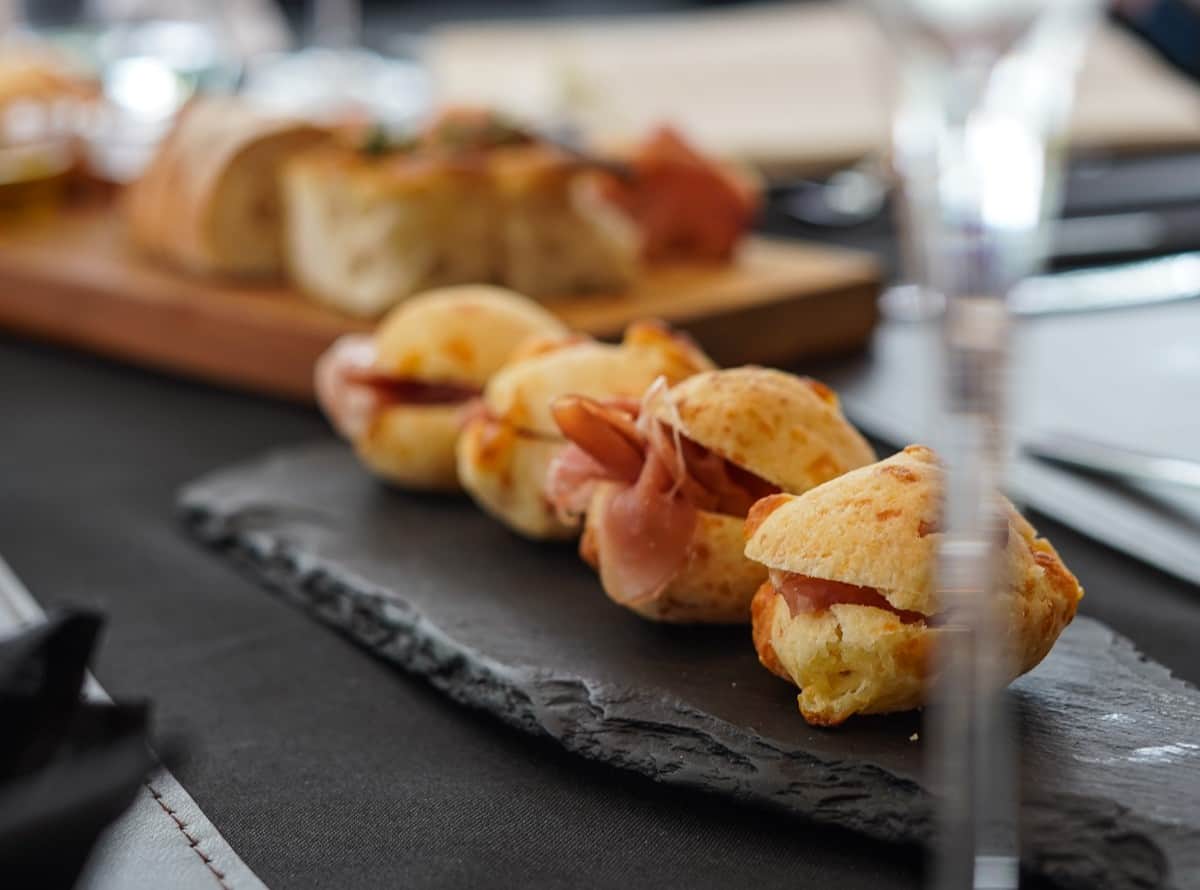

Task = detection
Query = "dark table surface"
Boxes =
[7,53,1200,875]
[2,309,1199,889]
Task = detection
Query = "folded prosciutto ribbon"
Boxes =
[547,380,780,607]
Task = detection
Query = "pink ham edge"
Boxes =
[593,441,698,605]
[768,570,927,625]
[314,334,382,441]
[547,388,785,606]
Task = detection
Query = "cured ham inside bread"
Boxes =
[767,570,927,626]
[315,334,481,441]
[546,384,779,604]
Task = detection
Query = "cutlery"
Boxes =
[1024,432,1200,491]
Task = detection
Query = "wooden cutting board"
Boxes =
[0,202,879,401]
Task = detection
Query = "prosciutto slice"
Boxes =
[315,334,481,441]
[315,335,381,440]
[769,570,926,625]
[546,386,779,604]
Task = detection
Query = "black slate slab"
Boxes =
[179,443,1200,890]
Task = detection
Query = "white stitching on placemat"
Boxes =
[146,781,232,890]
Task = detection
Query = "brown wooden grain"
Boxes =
[0,204,879,401]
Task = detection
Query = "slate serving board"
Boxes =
[179,443,1200,890]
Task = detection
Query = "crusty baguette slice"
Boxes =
[282,148,501,317]
[282,140,639,317]
[125,97,327,278]
[491,145,638,297]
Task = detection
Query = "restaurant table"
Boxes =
[3,305,1200,889]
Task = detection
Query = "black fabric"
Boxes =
[0,611,153,889]
[2,335,1198,890]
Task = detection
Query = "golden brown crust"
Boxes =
[583,483,767,623]
[355,403,463,491]
[744,493,793,542]
[283,140,637,311]
[285,143,493,195]
[371,285,568,386]
[127,97,327,277]
[456,416,576,540]
[652,368,875,493]
[750,583,788,679]
[743,444,1085,724]
[744,445,942,615]
[479,321,715,437]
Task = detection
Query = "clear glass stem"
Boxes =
[932,278,1019,890]
[909,46,1034,890]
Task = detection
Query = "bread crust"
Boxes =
[126,97,327,277]
[356,403,464,492]
[456,417,575,539]
[651,367,876,492]
[457,321,714,539]
[371,285,568,386]
[744,445,1085,724]
[744,445,942,615]
[282,141,638,314]
[755,590,932,725]
[483,322,716,438]
[331,286,567,491]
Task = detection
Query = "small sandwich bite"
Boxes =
[744,445,1085,726]
[315,285,568,490]
[456,321,715,540]
[545,367,875,623]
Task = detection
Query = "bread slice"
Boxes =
[283,147,500,316]
[125,97,327,277]
[282,140,639,317]
[491,145,638,296]
[743,445,1085,725]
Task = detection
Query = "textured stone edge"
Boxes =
[178,492,1189,890]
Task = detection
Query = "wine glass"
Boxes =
[868,2,1102,887]
[240,0,430,133]
[78,0,246,180]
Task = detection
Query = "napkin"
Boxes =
[0,611,152,889]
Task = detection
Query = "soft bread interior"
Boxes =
[502,176,639,296]
[758,588,930,726]
[127,98,326,277]
[206,130,327,275]
[284,158,498,316]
